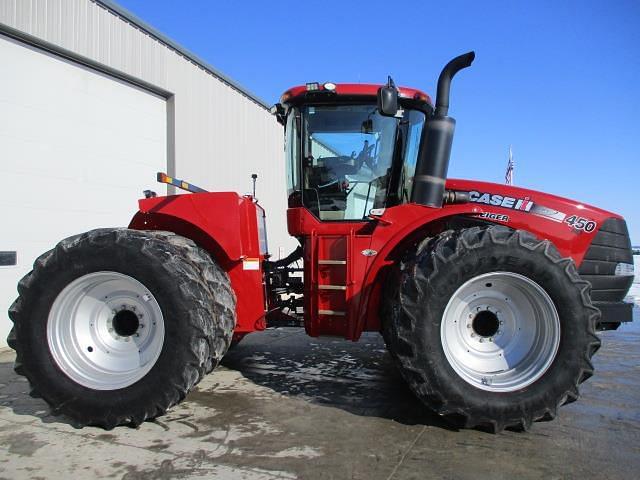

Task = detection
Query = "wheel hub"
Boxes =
[471,309,500,338]
[112,308,140,337]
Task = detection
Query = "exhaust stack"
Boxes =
[411,51,475,207]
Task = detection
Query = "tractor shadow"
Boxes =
[221,328,456,430]
[0,358,81,428]
[0,328,455,431]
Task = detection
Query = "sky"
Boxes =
[117,0,640,242]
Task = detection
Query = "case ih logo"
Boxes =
[469,191,534,211]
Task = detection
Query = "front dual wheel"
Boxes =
[383,226,601,432]
[8,229,236,429]
[441,271,561,393]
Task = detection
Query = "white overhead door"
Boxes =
[0,35,167,348]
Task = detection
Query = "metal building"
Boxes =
[0,0,290,347]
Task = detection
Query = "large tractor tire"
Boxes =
[7,228,235,429]
[382,225,600,432]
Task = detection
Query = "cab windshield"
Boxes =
[286,104,425,221]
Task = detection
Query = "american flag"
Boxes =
[505,145,514,185]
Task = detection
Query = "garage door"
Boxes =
[0,35,167,348]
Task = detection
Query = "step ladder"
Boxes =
[308,231,354,337]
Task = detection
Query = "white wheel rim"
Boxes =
[440,272,560,392]
[47,271,165,390]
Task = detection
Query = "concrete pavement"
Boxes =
[1,312,639,479]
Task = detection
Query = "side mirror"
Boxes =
[377,76,398,116]
[270,103,286,125]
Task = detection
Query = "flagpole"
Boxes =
[505,145,514,185]
[509,145,513,185]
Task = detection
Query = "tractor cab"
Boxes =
[277,83,432,221]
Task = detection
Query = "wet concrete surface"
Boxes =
[0,309,639,479]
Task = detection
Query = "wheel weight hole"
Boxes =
[472,310,500,338]
[113,309,140,337]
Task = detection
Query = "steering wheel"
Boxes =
[315,139,379,191]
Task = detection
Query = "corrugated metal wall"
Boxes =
[0,0,295,258]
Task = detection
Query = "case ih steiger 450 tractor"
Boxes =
[8,52,634,432]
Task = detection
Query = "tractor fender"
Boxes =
[129,192,261,267]
[128,192,267,334]
[130,210,233,266]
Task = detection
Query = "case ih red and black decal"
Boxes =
[469,190,597,231]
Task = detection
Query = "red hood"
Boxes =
[442,178,624,264]
[447,178,622,221]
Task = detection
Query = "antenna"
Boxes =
[251,173,258,199]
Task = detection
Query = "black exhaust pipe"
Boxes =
[411,51,475,207]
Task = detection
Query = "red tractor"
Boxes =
[8,52,634,432]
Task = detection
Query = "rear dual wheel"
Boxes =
[383,226,601,432]
[8,228,236,429]
[47,271,166,391]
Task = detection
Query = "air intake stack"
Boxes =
[411,51,475,207]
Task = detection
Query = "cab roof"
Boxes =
[280,83,433,107]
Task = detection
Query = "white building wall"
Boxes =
[0,0,293,258]
[0,34,169,348]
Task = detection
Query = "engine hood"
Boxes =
[447,178,621,222]
[444,178,624,264]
